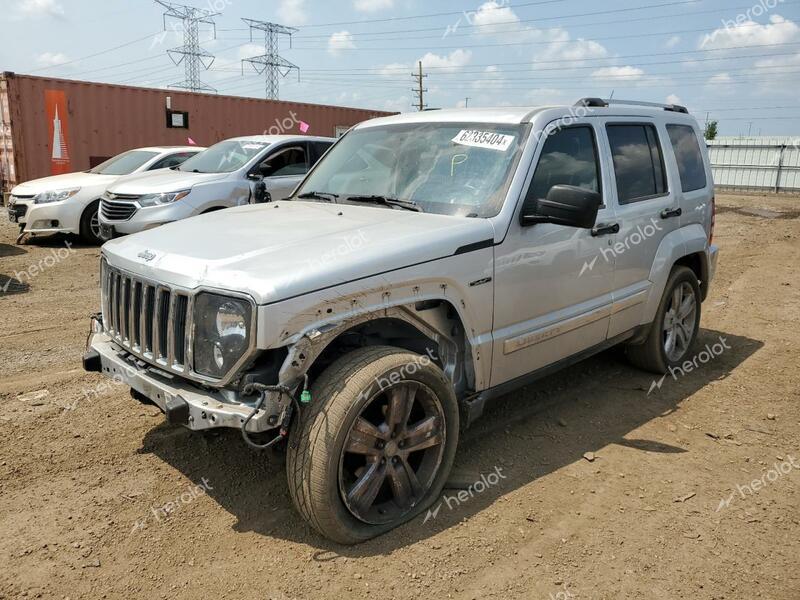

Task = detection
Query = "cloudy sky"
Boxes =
[2,0,800,135]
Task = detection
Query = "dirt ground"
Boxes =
[0,192,798,600]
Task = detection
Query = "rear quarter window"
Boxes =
[667,125,707,192]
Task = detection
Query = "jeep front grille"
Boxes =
[101,260,192,373]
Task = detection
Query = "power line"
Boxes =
[24,32,162,73]
[156,0,219,93]
[240,19,299,100]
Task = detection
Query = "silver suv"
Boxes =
[84,99,718,544]
[99,135,334,237]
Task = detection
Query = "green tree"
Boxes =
[704,120,718,140]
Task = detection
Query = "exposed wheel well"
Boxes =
[674,252,709,301]
[304,300,473,398]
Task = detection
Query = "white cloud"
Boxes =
[471,1,520,35]
[17,0,64,18]
[708,73,733,85]
[278,0,308,26]
[666,94,682,105]
[328,31,356,55]
[238,44,263,60]
[418,49,472,72]
[700,15,800,49]
[35,52,69,67]
[377,62,408,77]
[665,35,681,48]
[354,0,394,13]
[592,66,645,81]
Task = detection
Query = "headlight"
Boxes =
[138,189,191,207]
[34,188,81,204]
[193,293,253,378]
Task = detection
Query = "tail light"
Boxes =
[709,196,715,245]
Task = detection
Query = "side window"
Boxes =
[149,152,196,170]
[259,146,309,177]
[524,126,601,211]
[311,141,333,164]
[667,125,707,192]
[606,124,668,204]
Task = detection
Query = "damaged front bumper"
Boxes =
[83,318,284,433]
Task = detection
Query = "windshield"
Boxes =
[178,140,269,174]
[295,122,529,217]
[89,150,159,175]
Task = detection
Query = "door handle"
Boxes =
[591,222,620,237]
[660,207,682,219]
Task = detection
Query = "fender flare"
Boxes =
[642,223,708,323]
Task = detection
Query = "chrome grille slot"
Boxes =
[100,261,191,375]
[156,289,171,362]
[100,199,138,222]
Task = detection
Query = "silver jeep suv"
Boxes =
[84,99,718,544]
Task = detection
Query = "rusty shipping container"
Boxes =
[0,72,395,191]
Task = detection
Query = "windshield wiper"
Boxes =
[345,195,423,212]
[297,191,339,203]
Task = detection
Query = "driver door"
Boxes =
[252,143,310,202]
[490,123,618,386]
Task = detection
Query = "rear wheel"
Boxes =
[626,266,701,373]
[286,345,458,544]
[79,201,103,245]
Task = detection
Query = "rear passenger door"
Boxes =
[599,120,680,337]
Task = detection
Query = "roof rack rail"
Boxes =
[574,98,689,114]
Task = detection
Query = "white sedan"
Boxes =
[7,146,203,244]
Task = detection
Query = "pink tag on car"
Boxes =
[299,121,310,133]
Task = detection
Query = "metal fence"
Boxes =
[708,137,800,193]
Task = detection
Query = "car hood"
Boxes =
[11,171,120,196]
[107,169,229,194]
[102,201,495,304]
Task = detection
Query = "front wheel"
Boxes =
[79,201,103,245]
[286,346,459,544]
[626,265,701,373]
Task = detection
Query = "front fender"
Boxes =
[258,249,495,392]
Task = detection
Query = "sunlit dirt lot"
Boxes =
[1,192,798,599]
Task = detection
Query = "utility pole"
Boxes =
[156,0,219,93]
[412,61,428,111]
[241,19,299,100]
[464,97,471,108]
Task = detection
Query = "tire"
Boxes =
[626,266,701,374]
[286,345,459,544]
[79,200,103,245]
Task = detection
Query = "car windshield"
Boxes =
[89,150,159,175]
[178,140,269,174]
[295,122,529,217]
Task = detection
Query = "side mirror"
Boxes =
[520,185,601,229]
[253,181,272,204]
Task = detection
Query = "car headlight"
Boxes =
[193,293,253,379]
[34,188,81,204]
[138,189,191,207]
